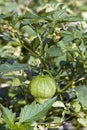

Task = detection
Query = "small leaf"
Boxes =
[54,55,66,67]
[47,45,62,57]
[58,16,82,22]
[0,63,28,73]
[12,78,21,87]
[19,97,56,123]
[0,104,16,129]
[21,25,36,36]
[53,8,66,21]
[2,3,18,14]
[19,12,39,20]
[14,122,34,130]
[52,101,65,108]
[78,117,87,127]
[72,101,81,112]
[75,85,87,107]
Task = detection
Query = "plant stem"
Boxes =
[21,38,52,76]
[59,76,85,93]
[59,79,75,93]
[21,39,39,58]
[77,41,85,61]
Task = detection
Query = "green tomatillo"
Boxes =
[29,74,56,104]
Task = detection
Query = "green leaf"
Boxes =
[58,16,82,22]
[19,123,33,130]
[2,3,18,14]
[72,101,81,112]
[52,101,65,108]
[53,8,66,21]
[12,78,21,87]
[78,117,87,127]
[47,45,62,57]
[61,30,74,44]
[14,122,34,130]
[75,85,87,107]
[19,97,56,123]
[0,104,16,129]
[19,12,39,20]
[0,105,34,130]
[21,25,36,36]
[0,63,28,73]
[63,35,73,44]
[54,55,66,67]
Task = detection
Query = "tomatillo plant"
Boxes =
[29,74,56,104]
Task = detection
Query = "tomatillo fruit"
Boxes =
[29,74,56,104]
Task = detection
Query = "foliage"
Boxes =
[0,97,56,130]
[0,0,87,129]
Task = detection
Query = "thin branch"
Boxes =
[24,0,32,7]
